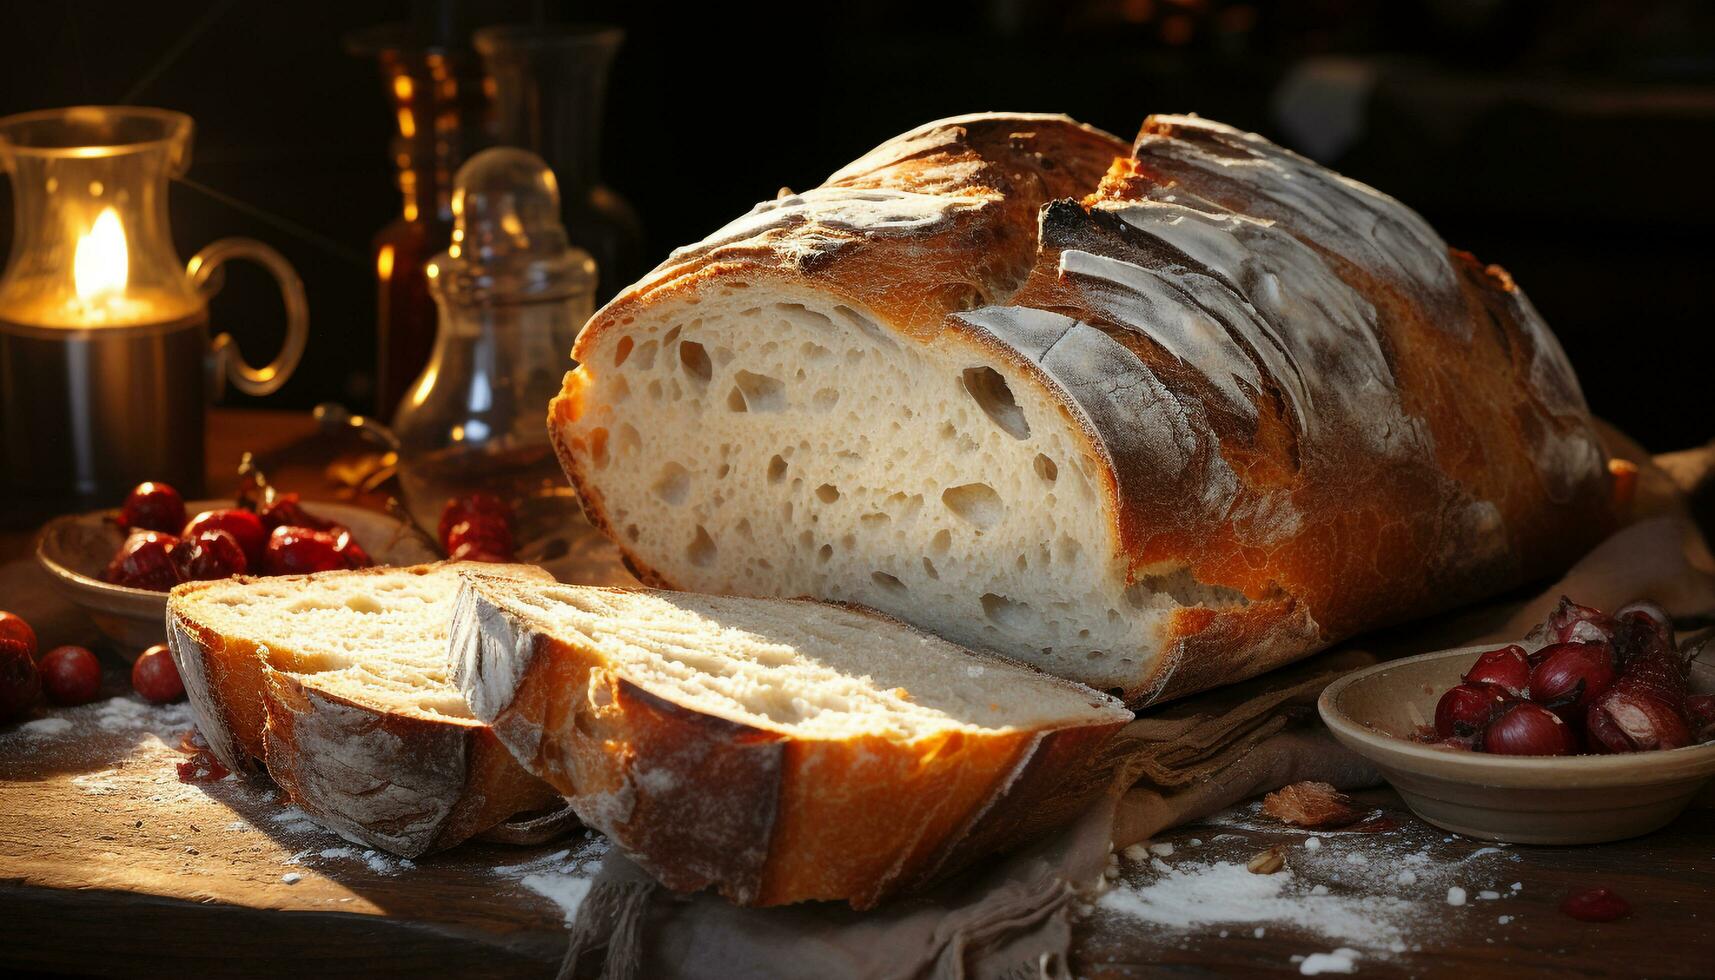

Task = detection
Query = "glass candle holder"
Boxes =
[0,106,308,510]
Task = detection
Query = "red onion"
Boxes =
[1434,682,1512,739]
[1529,596,1615,647]
[1585,638,1692,753]
[1463,645,1531,698]
[1529,642,1617,720]
[1614,601,1674,665]
[1482,701,1578,756]
[1688,694,1715,743]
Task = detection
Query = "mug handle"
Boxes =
[188,237,309,397]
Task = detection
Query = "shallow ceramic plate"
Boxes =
[35,499,440,658]
[1318,643,1715,845]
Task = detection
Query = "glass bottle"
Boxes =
[346,24,493,419]
[391,147,597,533]
[475,24,643,304]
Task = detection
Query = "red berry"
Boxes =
[449,540,513,563]
[439,493,513,551]
[1560,886,1630,922]
[1529,642,1618,720]
[1434,682,1512,739]
[0,611,37,660]
[1463,645,1532,698]
[445,518,515,560]
[172,528,249,581]
[0,637,41,722]
[1482,701,1579,756]
[335,529,374,569]
[257,492,339,533]
[39,645,101,706]
[184,508,268,568]
[131,643,185,704]
[118,481,186,534]
[262,525,346,576]
[103,530,182,591]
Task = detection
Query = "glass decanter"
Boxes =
[390,147,596,534]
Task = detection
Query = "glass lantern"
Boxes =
[0,106,307,510]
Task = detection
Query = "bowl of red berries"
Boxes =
[1319,597,1715,845]
[35,478,438,657]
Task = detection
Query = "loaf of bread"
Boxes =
[549,112,1616,705]
[449,574,1133,908]
[167,562,561,856]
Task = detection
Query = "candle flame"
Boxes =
[74,207,129,304]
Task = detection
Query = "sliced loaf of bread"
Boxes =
[449,575,1134,908]
[167,562,561,856]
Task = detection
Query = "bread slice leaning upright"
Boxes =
[449,575,1135,909]
[167,562,562,857]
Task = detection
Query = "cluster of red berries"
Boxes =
[101,481,372,591]
[437,492,516,563]
[1424,597,1715,756]
[0,610,183,723]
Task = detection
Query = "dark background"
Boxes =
[3,0,1713,450]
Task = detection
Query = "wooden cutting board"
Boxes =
[0,681,591,977]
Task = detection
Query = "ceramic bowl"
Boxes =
[36,499,439,659]
[1318,643,1715,845]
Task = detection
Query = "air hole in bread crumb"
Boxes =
[812,388,839,411]
[942,483,1003,528]
[860,512,889,528]
[609,374,631,403]
[345,595,384,614]
[726,387,747,412]
[981,593,1034,631]
[930,529,952,554]
[817,544,833,564]
[717,462,730,480]
[815,484,841,504]
[733,370,786,411]
[587,428,609,468]
[632,340,659,371]
[678,340,712,382]
[663,325,682,346]
[961,367,1030,440]
[1034,454,1058,483]
[797,529,814,549]
[625,524,640,542]
[652,463,690,505]
[615,423,640,456]
[687,525,717,567]
[922,556,939,579]
[871,571,907,594]
[841,533,857,550]
[613,336,634,367]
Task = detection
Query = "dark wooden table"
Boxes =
[2,409,1712,977]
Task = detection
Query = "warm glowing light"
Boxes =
[376,243,396,280]
[74,207,129,305]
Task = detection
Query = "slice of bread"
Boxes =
[449,575,1135,908]
[167,562,561,856]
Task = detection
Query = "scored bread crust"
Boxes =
[166,563,561,857]
[449,577,1134,909]
[549,112,1617,706]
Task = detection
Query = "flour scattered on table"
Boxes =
[1,694,196,746]
[1095,801,1525,965]
[281,872,301,885]
[493,832,612,924]
[1298,948,1361,975]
